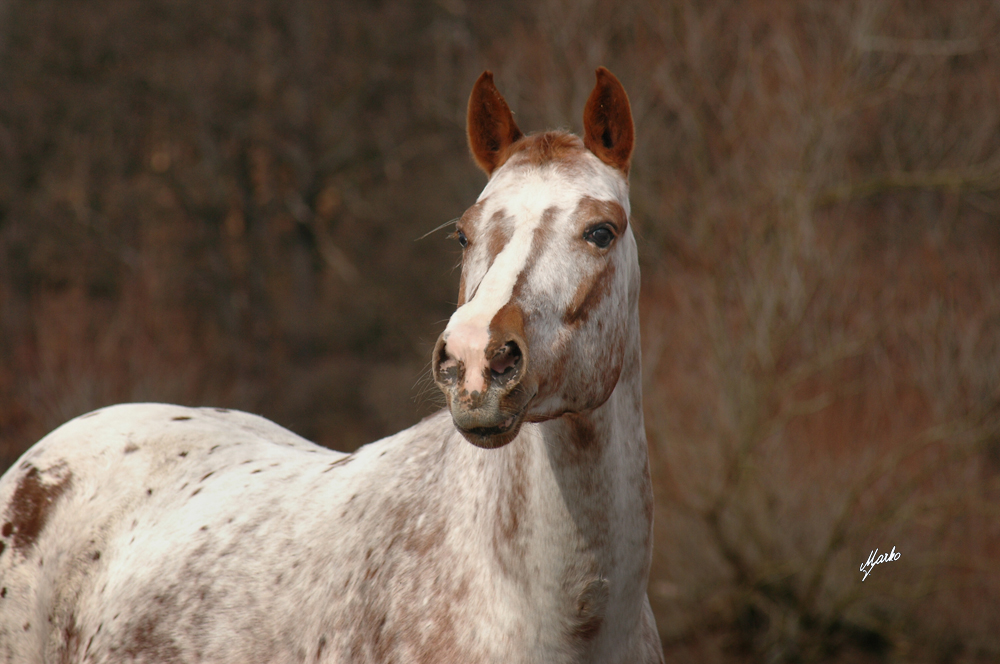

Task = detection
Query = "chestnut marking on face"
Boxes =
[565,262,617,326]
[486,210,515,268]
[454,198,487,307]
[575,195,628,238]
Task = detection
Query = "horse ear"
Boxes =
[467,71,523,175]
[583,67,634,176]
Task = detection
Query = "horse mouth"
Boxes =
[454,410,526,449]
[445,383,534,449]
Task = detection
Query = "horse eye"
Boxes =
[584,225,615,249]
[457,230,468,248]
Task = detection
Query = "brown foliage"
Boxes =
[1,1,999,662]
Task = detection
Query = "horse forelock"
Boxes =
[500,131,586,171]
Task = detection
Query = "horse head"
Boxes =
[433,68,638,448]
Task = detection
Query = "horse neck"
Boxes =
[319,308,650,651]
[461,302,651,614]
[538,303,649,568]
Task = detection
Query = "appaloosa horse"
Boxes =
[0,68,664,663]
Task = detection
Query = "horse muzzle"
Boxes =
[433,325,533,449]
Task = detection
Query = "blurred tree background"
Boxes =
[1,0,999,661]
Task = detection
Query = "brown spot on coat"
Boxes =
[171,416,192,421]
[121,613,182,661]
[5,463,73,553]
[566,415,599,452]
[492,444,529,581]
[123,443,140,454]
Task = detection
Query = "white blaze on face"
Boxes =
[442,158,628,397]
[443,222,532,395]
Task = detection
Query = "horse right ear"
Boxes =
[583,67,634,176]
[467,71,523,175]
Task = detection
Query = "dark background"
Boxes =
[1,1,999,661]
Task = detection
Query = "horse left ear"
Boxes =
[467,71,523,175]
[583,67,634,176]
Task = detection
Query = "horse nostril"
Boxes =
[489,341,522,381]
[433,336,459,385]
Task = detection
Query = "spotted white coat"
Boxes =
[0,68,664,663]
